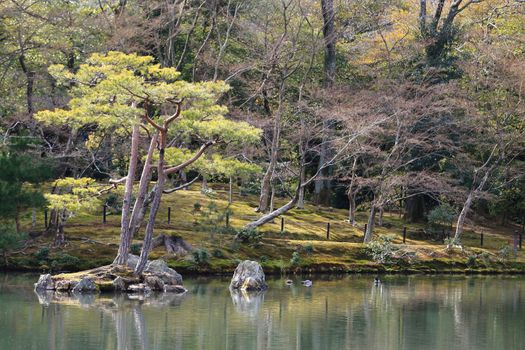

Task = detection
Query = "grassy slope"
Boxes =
[8,183,525,274]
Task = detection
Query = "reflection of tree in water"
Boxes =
[34,290,187,350]
[24,276,525,349]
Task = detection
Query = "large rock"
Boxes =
[144,276,165,291]
[112,277,127,292]
[34,274,54,291]
[72,277,98,294]
[229,260,268,291]
[126,254,183,286]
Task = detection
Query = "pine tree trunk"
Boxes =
[115,133,158,265]
[114,124,140,265]
[54,210,67,246]
[135,132,167,275]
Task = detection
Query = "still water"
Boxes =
[0,273,524,350]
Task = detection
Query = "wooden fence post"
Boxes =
[44,210,48,229]
[480,232,484,247]
[403,226,406,244]
[168,207,171,224]
[280,217,285,233]
[226,212,230,227]
[326,222,330,240]
[103,204,107,224]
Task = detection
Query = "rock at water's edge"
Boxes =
[164,285,188,294]
[230,260,268,291]
[72,277,98,294]
[112,277,127,291]
[34,274,54,291]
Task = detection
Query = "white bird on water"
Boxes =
[302,280,312,287]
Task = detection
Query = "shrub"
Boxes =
[290,252,301,266]
[366,235,396,263]
[193,202,202,213]
[466,254,477,266]
[259,255,268,263]
[479,251,491,264]
[130,243,142,255]
[236,228,262,245]
[427,203,456,237]
[212,248,224,258]
[192,248,210,265]
[303,244,314,255]
[0,225,26,265]
[34,247,50,261]
[51,253,81,271]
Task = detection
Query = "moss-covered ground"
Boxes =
[7,183,525,275]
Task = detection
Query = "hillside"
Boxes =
[7,183,525,275]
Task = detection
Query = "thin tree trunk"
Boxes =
[297,166,306,209]
[258,118,281,212]
[54,209,67,246]
[378,207,384,227]
[201,176,208,192]
[228,176,233,204]
[364,205,376,243]
[321,0,336,87]
[135,132,167,275]
[31,208,36,229]
[454,162,494,242]
[18,54,34,115]
[15,209,21,233]
[114,124,140,265]
[269,185,275,213]
[348,190,356,226]
[243,186,300,231]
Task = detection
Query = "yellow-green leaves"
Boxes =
[45,177,100,214]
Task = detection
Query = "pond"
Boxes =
[1,273,524,350]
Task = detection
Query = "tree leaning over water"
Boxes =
[35,51,260,274]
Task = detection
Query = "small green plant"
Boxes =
[466,254,477,266]
[236,227,263,245]
[479,251,491,264]
[366,235,396,263]
[290,252,301,266]
[497,245,511,262]
[193,202,202,213]
[259,255,268,263]
[212,248,224,258]
[192,248,210,265]
[427,203,456,237]
[130,243,142,255]
[303,244,314,255]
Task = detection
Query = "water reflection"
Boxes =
[230,289,265,316]
[0,275,524,350]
